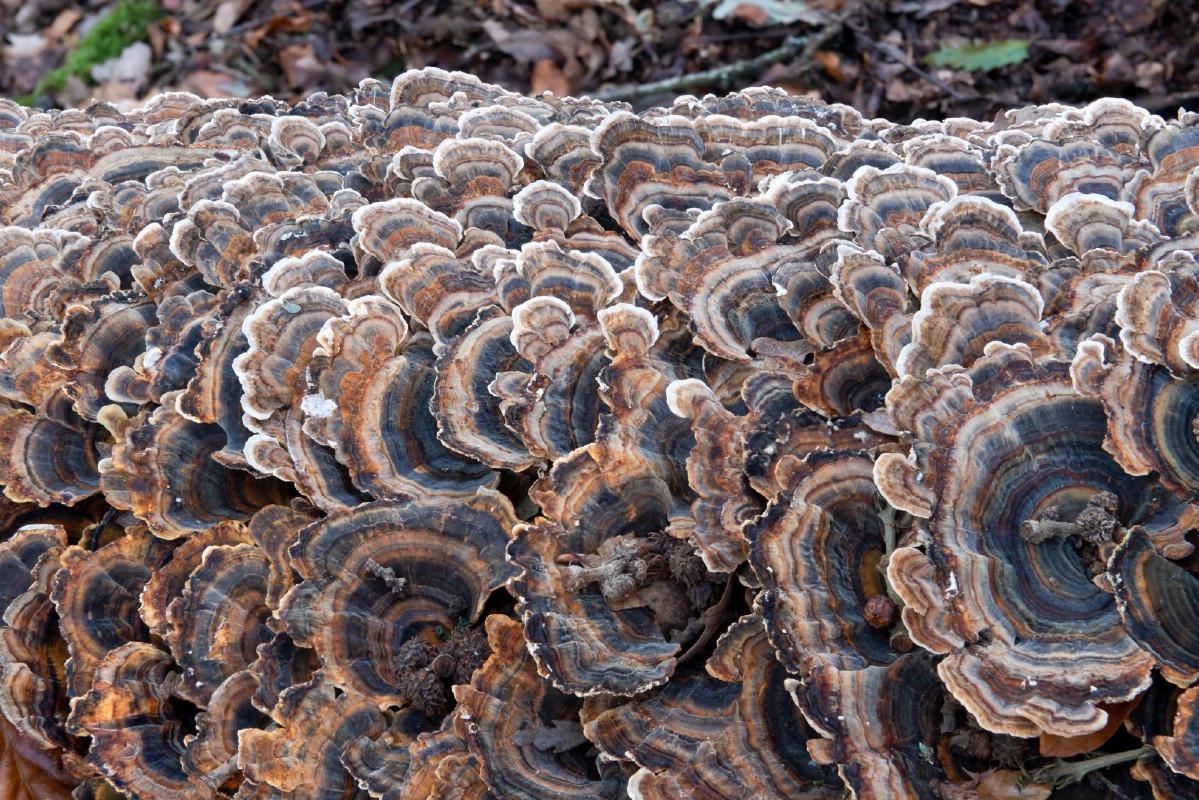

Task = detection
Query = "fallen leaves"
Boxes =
[0,716,75,800]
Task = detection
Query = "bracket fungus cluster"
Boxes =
[1,70,1199,799]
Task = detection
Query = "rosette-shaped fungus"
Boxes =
[1128,116,1199,236]
[165,542,274,707]
[1108,528,1199,687]
[453,615,625,799]
[905,195,1044,292]
[1156,685,1199,785]
[181,669,267,793]
[895,273,1054,379]
[238,673,386,798]
[993,137,1132,214]
[67,642,209,799]
[1072,333,1199,501]
[879,344,1157,737]
[100,395,290,538]
[52,529,175,698]
[281,491,516,712]
[304,295,496,500]
[614,616,841,798]
[0,524,70,750]
[588,112,748,242]
[746,450,898,673]
[170,171,334,288]
[396,717,492,800]
[794,654,947,799]
[508,304,721,696]
[0,406,103,507]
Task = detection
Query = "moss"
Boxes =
[20,0,163,105]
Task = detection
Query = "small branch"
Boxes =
[1131,88,1199,114]
[847,26,972,101]
[591,18,846,103]
[1024,746,1155,789]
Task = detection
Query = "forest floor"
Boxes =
[2,0,1197,121]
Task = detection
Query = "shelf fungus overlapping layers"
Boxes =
[282,492,516,713]
[4,74,1199,798]
[879,345,1160,738]
[453,615,626,800]
[745,450,898,674]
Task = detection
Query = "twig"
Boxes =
[590,20,845,103]
[1023,746,1155,789]
[847,25,972,101]
[1132,88,1199,115]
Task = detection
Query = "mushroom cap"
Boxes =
[795,654,946,800]
[746,451,897,673]
[282,492,516,708]
[452,615,626,799]
[882,345,1156,737]
[239,673,387,797]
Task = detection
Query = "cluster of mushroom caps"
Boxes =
[1,67,1199,800]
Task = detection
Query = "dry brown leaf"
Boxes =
[279,42,323,89]
[532,59,572,96]
[214,0,255,35]
[0,716,76,800]
[244,4,315,48]
[1039,697,1140,758]
[813,49,844,81]
[939,769,1052,800]
[728,3,771,25]
[181,69,246,98]
[45,9,83,42]
[975,769,1052,800]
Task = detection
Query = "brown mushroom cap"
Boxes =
[0,406,103,507]
[68,642,211,799]
[281,492,516,709]
[794,654,946,800]
[880,345,1156,737]
[305,295,496,500]
[452,615,626,799]
[1109,528,1199,687]
[239,673,386,797]
[182,669,268,793]
[397,716,492,800]
[52,529,175,698]
[166,543,274,707]
[895,274,1052,380]
[621,615,841,798]
[99,398,291,539]
[138,520,253,639]
[0,525,70,751]
[746,450,897,674]
[1072,335,1199,501]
